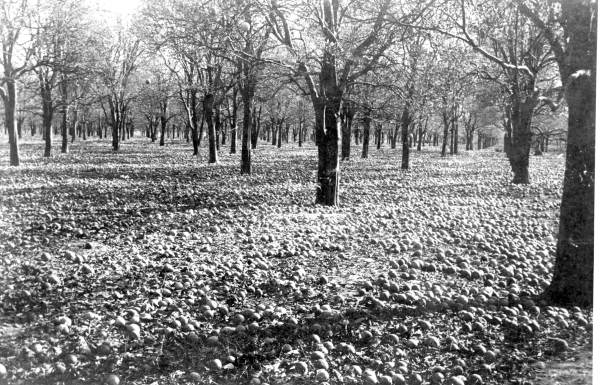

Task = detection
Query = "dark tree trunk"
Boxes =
[112,123,119,151]
[4,79,20,166]
[241,87,253,174]
[42,88,53,158]
[449,126,454,155]
[204,94,218,163]
[441,112,449,157]
[400,103,411,170]
[375,123,382,150]
[61,81,69,154]
[188,90,200,156]
[507,89,535,184]
[230,87,238,154]
[390,122,399,149]
[298,120,304,147]
[159,115,167,146]
[314,97,341,206]
[251,105,260,149]
[284,122,290,143]
[61,108,68,153]
[452,118,459,155]
[341,103,354,160]
[361,108,371,159]
[545,72,595,306]
[541,0,595,307]
[70,110,77,143]
[271,121,277,145]
[215,109,221,151]
[277,119,283,148]
[16,116,24,140]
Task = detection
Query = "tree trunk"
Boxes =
[298,120,304,147]
[507,89,535,184]
[314,97,341,206]
[4,80,20,166]
[159,115,167,146]
[271,121,277,145]
[42,90,53,158]
[214,109,221,151]
[441,112,449,157]
[361,108,371,159]
[449,125,454,155]
[16,116,24,140]
[70,110,77,143]
[112,123,119,151]
[241,85,253,174]
[544,71,595,306]
[251,105,260,149]
[61,81,69,154]
[401,104,411,169]
[453,119,459,155]
[541,0,595,307]
[341,103,354,160]
[230,88,237,155]
[204,94,218,163]
[188,90,200,156]
[277,119,282,148]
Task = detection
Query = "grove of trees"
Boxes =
[0,0,594,306]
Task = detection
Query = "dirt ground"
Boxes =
[534,345,593,385]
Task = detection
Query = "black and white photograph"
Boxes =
[0,0,595,384]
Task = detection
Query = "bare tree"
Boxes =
[0,0,35,166]
[267,0,427,205]
[518,0,595,306]
[95,29,142,151]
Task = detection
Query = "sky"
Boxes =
[88,0,142,18]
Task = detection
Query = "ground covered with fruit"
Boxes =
[0,139,592,385]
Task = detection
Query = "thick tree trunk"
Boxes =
[314,98,341,206]
[544,72,594,306]
[361,108,371,159]
[541,0,595,307]
[507,91,535,184]
[271,122,277,145]
[112,123,119,151]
